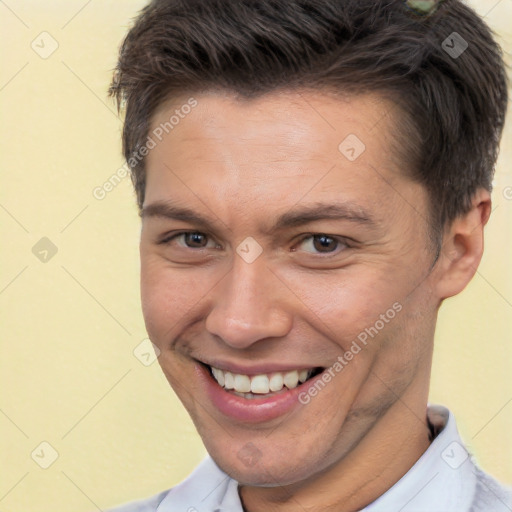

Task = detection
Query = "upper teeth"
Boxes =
[210,366,313,394]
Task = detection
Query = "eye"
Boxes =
[160,231,220,249]
[294,234,349,255]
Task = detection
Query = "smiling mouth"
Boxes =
[204,364,324,400]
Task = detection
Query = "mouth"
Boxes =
[204,363,324,400]
[194,359,329,422]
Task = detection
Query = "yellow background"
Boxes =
[1,1,511,510]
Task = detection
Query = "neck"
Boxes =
[239,387,432,512]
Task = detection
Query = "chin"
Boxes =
[218,457,310,487]
[202,434,330,487]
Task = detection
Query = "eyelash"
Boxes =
[158,231,353,256]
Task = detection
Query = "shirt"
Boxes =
[107,405,512,511]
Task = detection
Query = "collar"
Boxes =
[362,404,476,511]
[155,405,481,511]
[156,456,242,511]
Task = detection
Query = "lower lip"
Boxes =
[195,363,314,423]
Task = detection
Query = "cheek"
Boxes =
[139,252,225,345]
[140,256,193,342]
[280,267,406,344]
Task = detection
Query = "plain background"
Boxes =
[1,1,511,510]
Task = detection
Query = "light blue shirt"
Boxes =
[106,406,512,511]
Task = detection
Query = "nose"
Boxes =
[205,256,293,349]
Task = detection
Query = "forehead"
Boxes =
[143,89,421,229]
[148,89,395,165]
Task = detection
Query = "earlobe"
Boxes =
[434,189,491,300]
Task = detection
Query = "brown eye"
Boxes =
[312,235,338,252]
[160,231,219,250]
[296,234,348,255]
[183,232,208,248]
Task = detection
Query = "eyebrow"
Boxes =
[140,202,222,233]
[274,202,375,230]
[140,200,376,233]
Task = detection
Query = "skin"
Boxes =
[139,90,490,512]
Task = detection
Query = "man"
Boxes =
[107,0,511,510]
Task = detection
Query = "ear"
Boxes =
[434,188,491,300]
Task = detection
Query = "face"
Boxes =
[140,90,440,486]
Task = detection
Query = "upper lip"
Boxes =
[198,359,323,376]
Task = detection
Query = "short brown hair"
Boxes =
[109,0,508,231]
